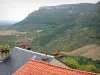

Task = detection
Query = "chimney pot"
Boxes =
[0,50,9,62]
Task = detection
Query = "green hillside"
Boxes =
[11,2,100,53]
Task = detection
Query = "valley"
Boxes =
[0,1,100,73]
[2,1,99,59]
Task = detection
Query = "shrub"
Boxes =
[79,64,96,72]
[63,57,80,69]
[82,27,89,31]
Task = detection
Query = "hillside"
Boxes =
[11,1,100,56]
[60,44,100,60]
[14,3,95,25]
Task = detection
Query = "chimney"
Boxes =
[0,46,9,62]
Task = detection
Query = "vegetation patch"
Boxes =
[62,55,100,73]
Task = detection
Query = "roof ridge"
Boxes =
[30,59,100,75]
[14,47,54,58]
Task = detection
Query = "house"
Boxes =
[12,59,100,75]
[0,47,54,75]
[0,47,100,75]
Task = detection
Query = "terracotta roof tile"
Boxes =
[12,59,100,75]
[58,53,63,57]
[52,50,57,55]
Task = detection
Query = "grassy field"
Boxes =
[0,29,27,49]
[60,44,100,60]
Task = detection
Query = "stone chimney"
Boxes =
[0,47,9,62]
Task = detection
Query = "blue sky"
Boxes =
[0,0,99,21]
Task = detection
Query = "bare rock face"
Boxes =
[96,1,100,5]
[95,1,100,8]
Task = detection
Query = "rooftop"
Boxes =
[12,59,100,75]
[0,47,54,75]
[50,58,69,68]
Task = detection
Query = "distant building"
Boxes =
[36,30,44,33]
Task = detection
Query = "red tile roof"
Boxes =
[52,50,57,55]
[18,42,27,47]
[12,59,100,75]
[25,46,30,48]
[58,53,63,57]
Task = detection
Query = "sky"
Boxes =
[0,0,99,21]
